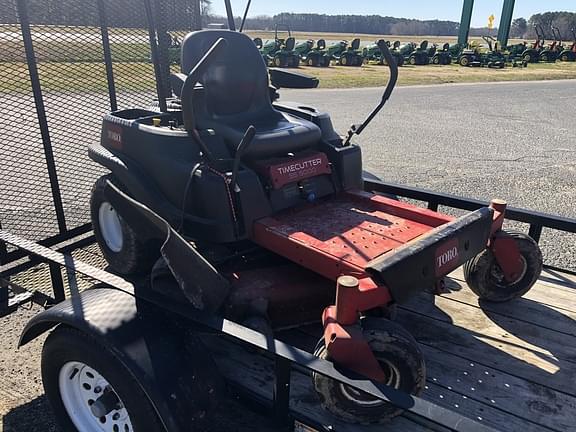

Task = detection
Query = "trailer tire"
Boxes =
[91,174,159,275]
[313,318,425,424]
[42,326,164,432]
[464,230,542,303]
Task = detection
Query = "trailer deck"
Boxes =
[207,265,576,432]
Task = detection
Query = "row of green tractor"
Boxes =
[252,24,576,69]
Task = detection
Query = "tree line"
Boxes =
[210,11,576,41]
[1,0,574,43]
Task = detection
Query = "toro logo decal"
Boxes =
[106,124,123,149]
[435,238,460,276]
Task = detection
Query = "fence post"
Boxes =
[143,0,168,111]
[15,0,67,234]
[152,0,173,100]
[97,0,118,112]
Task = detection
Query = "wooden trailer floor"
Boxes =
[207,267,576,432]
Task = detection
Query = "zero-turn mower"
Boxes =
[538,26,562,63]
[458,37,504,68]
[20,28,545,432]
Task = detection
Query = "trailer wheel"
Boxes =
[91,175,159,275]
[313,319,426,424]
[464,230,542,303]
[42,327,163,432]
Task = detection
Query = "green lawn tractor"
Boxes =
[253,24,300,68]
[558,28,576,62]
[328,38,364,66]
[297,39,331,67]
[363,40,404,66]
[406,40,430,65]
[518,24,545,63]
[430,42,452,65]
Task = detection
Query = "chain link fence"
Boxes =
[0,0,202,313]
[0,0,201,254]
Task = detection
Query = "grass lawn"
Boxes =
[2,60,574,94]
[304,61,576,89]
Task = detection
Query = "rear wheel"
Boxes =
[340,55,348,66]
[408,55,416,66]
[91,175,159,275]
[313,319,425,424]
[459,56,470,66]
[540,53,549,62]
[42,327,162,432]
[464,230,542,302]
[432,55,440,65]
[523,53,532,63]
[560,53,569,62]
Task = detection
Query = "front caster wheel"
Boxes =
[464,230,543,302]
[312,318,426,424]
[42,327,163,432]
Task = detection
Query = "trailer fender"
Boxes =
[19,286,224,432]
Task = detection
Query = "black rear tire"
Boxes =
[91,174,159,275]
[464,230,542,302]
[42,326,163,432]
[313,318,426,424]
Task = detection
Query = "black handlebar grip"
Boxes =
[376,39,398,101]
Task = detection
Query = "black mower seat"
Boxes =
[180,30,321,159]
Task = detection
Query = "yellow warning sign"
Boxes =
[488,14,495,29]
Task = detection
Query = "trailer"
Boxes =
[2,179,576,432]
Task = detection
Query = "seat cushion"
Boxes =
[203,111,322,160]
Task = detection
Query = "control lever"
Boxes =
[230,126,256,192]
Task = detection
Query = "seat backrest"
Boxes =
[181,30,271,118]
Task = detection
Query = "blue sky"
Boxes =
[211,1,575,27]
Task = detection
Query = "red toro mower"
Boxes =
[25,29,542,430]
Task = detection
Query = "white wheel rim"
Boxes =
[59,361,133,432]
[98,202,123,253]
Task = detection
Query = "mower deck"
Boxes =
[254,191,453,281]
